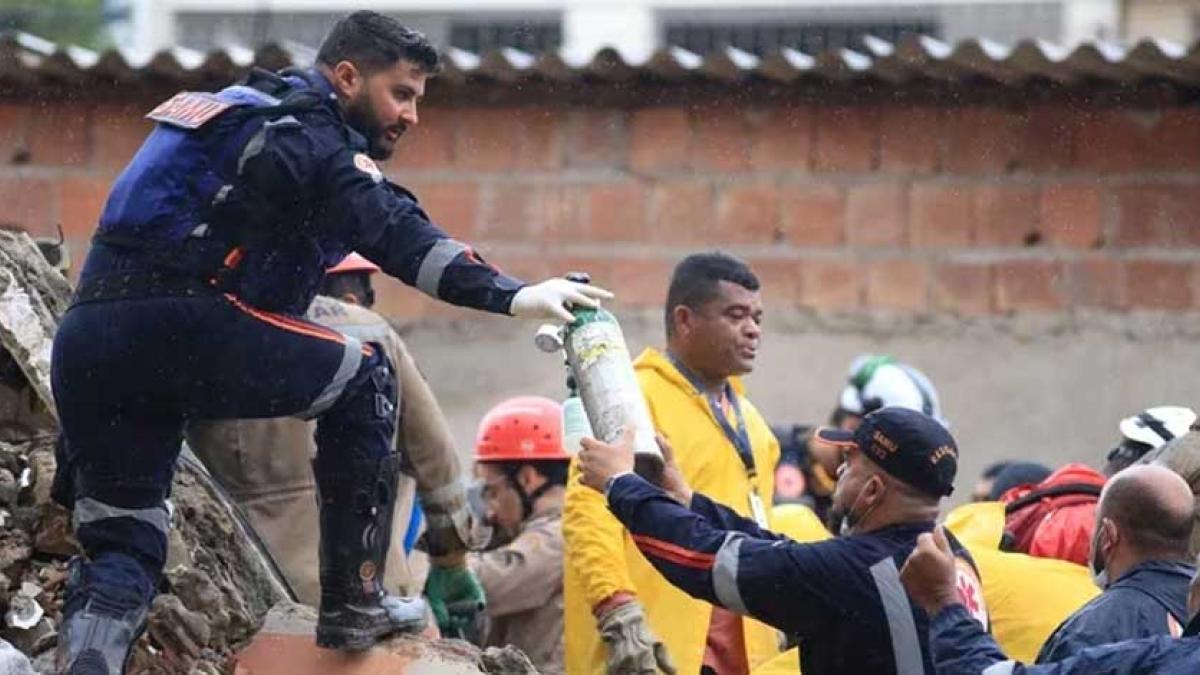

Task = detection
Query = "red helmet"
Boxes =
[327,252,380,275]
[474,396,567,462]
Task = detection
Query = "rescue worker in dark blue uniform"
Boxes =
[898,521,1200,674]
[49,11,610,674]
[577,406,988,675]
[1037,464,1196,663]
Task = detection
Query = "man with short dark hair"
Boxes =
[51,9,609,672]
[576,406,986,675]
[1036,464,1197,662]
[564,252,782,675]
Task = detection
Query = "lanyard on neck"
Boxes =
[667,354,756,479]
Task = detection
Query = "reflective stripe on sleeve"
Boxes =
[712,532,749,614]
[869,556,926,675]
[415,239,469,298]
[74,497,170,536]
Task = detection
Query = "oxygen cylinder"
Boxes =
[554,274,664,484]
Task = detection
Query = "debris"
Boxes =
[5,593,43,630]
[32,504,77,557]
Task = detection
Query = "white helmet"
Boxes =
[1119,406,1197,450]
[837,354,948,428]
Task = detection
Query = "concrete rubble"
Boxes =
[0,231,538,674]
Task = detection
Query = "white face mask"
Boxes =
[1089,526,1109,589]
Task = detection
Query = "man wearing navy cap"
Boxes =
[578,407,988,675]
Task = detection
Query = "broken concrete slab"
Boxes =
[234,603,539,675]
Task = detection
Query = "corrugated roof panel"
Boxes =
[2,30,1199,93]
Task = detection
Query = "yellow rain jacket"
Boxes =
[944,502,1099,662]
[563,347,781,675]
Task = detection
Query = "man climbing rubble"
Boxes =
[49,10,609,674]
[186,253,485,630]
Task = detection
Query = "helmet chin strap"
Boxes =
[507,471,555,521]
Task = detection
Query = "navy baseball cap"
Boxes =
[816,407,958,498]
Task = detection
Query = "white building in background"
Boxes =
[123,0,1173,62]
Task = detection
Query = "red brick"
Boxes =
[647,179,714,244]
[715,183,782,244]
[781,184,844,246]
[845,183,907,246]
[814,107,879,172]
[539,184,589,242]
[748,258,803,307]
[0,104,30,164]
[993,260,1066,312]
[1113,184,1200,247]
[454,107,562,171]
[1124,259,1193,310]
[408,181,480,239]
[236,632,425,675]
[0,175,58,235]
[748,105,813,171]
[456,108,518,170]
[1155,108,1200,170]
[90,103,153,170]
[909,184,973,247]
[397,107,455,168]
[931,263,992,315]
[608,257,676,307]
[866,259,928,311]
[565,109,626,168]
[1017,105,1075,172]
[800,259,860,310]
[1076,108,1200,172]
[630,107,689,171]
[879,107,941,174]
[476,182,538,241]
[518,108,565,169]
[689,104,750,171]
[58,174,113,240]
[28,102,88,166]
[1066,258,1122,309]
[973,185,1041,247]
[1041,184,1103,249]
[586,181,647,243]
[941,107,1021,175]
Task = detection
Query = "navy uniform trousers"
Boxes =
[51,290,396,604]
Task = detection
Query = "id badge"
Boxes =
[749,492,769,528]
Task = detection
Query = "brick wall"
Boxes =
[2,95,1198,320]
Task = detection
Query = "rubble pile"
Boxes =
[0,232,537,674]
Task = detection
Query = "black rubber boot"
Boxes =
[55,558,150,675]
[314,453,427,651]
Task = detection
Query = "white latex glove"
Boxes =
[509,278,614,323]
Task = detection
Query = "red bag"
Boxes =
[1000,463,1105,566]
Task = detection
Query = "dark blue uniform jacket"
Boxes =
[83,67,521,314]
[930,603,1200,674]
[606,473,984,675]
[1037,560,1194,663]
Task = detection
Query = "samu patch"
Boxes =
[353,153,384,183]
[147,92,233,129]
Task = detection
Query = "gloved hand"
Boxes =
[597,599,676,675]
[424,564,486,638]
[509,278,614,323]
